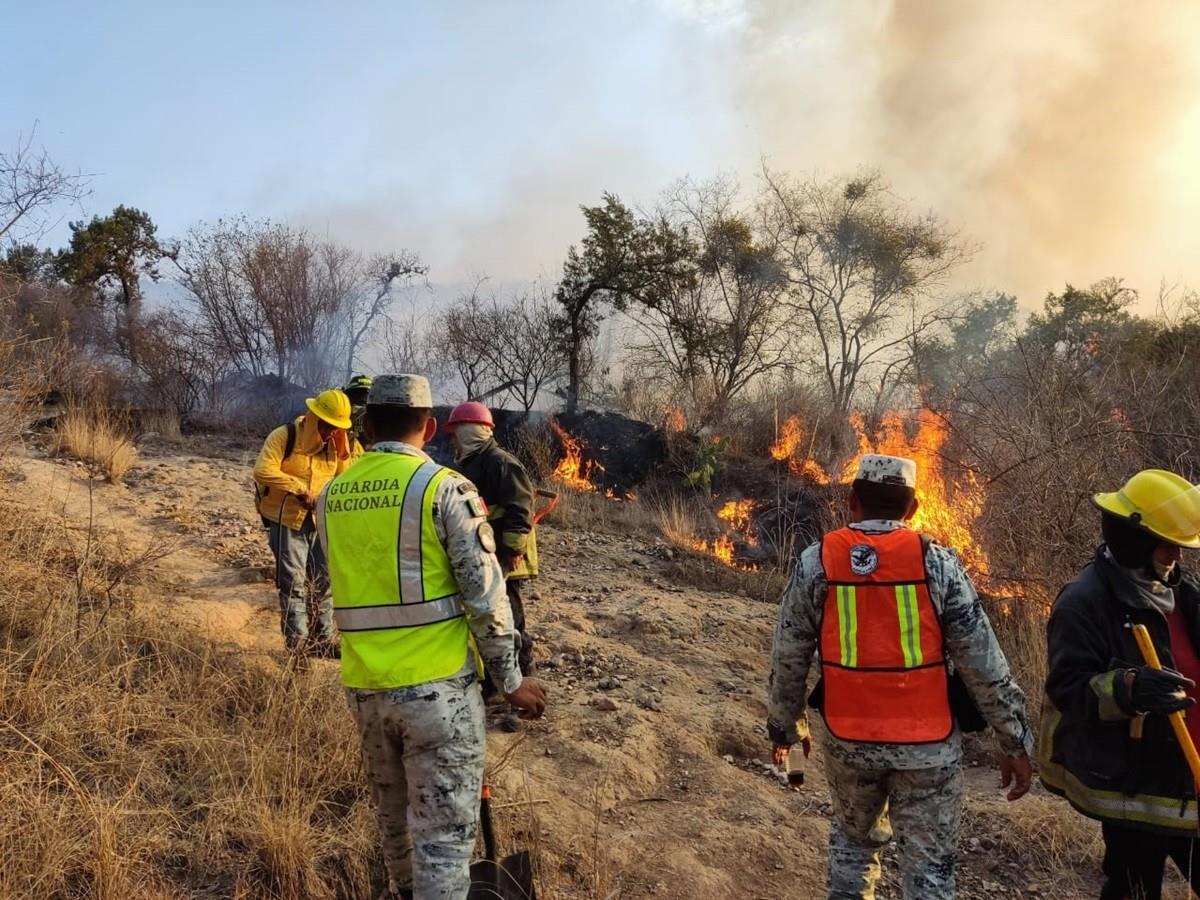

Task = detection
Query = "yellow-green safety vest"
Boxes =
[323,451,469,689]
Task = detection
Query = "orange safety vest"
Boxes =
[819,527,953,744]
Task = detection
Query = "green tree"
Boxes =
[553,193,693,414]
[58,205,165,312]
[1,243,58,283]
[1024,278,1137,363]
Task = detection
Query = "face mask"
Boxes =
[1154,559,1178,583]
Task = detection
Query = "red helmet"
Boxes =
[445,401,494,431]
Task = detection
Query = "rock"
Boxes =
[637,694,663,711]
[598,676,621,690]
[717,680,738,692]
[722,754,735,764]
[594,697,619,712]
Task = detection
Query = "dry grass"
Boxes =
[0,499,378,900]
[55,406,139,482]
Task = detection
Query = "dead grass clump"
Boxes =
[55,406,139,481]
[0,499,377,899]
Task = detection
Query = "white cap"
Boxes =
[367,374,433,408]
[854,454,917,488]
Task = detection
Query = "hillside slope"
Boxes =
[12,438,1112,899]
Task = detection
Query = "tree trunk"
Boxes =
[566,328,581,415]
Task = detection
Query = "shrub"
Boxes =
[54,406,138,482]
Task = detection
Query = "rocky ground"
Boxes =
[15,434,1131,898]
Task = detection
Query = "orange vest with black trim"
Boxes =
[819,527,953,744]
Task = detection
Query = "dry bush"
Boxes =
[135,408,183,442]
[0,499,378,900]
[55,406,139,481]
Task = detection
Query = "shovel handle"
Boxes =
[532,489,559,526]
[480,784,498,864]
[1132,623,1200,785]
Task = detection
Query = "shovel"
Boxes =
[532,489,559,526]
[468,784,537,899]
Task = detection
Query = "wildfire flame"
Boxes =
[842,410,993,582]
[550,421,604,493]
[684,498,759,569]
[770,415,831,485]
[664,406,686,433]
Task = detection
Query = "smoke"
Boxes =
[728,0,1200,304]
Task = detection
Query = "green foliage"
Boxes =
[1,243,58,283]
[57,205,165,307]
[685,435,729,495]
[1025,277,1136,360]
[554,192,695,411]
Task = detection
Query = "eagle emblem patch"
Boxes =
[849,544,878,576]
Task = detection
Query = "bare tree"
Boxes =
[340,251,427,381]
[437,286,505,402]
[491,288,565,412]
[175,218,366,387]
[0,125,90,246]
[624,177,787,426]
[760,169,970,418]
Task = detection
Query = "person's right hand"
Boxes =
[505,677,547,720]
[1131,666,1195,714]
[300,492,318,510]
[999,753,1032,801]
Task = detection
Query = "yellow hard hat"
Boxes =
[1092,469,1200,549]
[305,389,353,430]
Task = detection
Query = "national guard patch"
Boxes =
[467,495,488,518]
[849,544,878,576]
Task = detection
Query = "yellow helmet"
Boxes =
[305,389,353,430]
[1093,469,1200,549]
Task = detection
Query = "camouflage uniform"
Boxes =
[768,517,1032,899]
[318,424,521,899]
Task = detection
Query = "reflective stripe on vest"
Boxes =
[819,527,953,744]
[335,594,465,631]
[324,451,469,689]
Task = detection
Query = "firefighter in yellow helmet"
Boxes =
[1042,469,1200,900]
[253,389,359,654]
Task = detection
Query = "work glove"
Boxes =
[1126,666,1195,715]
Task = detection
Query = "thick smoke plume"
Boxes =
[732,0,1200,303]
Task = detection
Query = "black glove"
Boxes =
[1129,666,1196,715]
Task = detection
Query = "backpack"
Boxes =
[255,420,298,527]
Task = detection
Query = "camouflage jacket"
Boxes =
[767,519,1033,769]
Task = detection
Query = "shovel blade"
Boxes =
[468,851,536,899]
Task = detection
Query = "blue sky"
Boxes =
[6,1,1200,305]
[5,1,742,285]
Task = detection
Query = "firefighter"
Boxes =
[253,388,357,654]
[316,374,546,899]
[444,402,539,726]
[767,453,1033,899]
[1041,469,1200,900]
[343,374,373,448]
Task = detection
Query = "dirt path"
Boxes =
[16,440,1108,898]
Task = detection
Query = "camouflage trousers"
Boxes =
[824,752,963,900]
[348,669,486,900]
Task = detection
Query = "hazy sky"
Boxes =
[7,0,1200,309]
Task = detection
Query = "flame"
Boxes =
[550,421,604,492]
[770,415,832,484]
[684,498,759,568]
[843,410,993,582]
[664,406,686,433]
[716,498,755,532]
[770,415,804,460]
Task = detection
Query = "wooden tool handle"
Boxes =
[1131,623,1200,785]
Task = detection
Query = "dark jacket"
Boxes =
[1040,546,1200,834]
[454,439,538,579]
